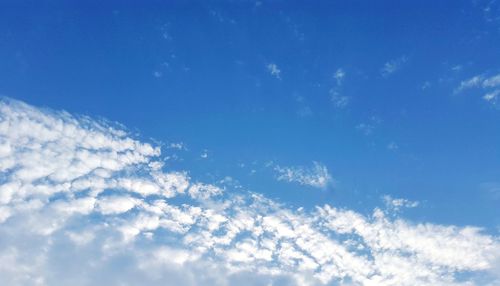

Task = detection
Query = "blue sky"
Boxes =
[1,1,500,285]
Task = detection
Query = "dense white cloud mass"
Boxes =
[0,98,499,286]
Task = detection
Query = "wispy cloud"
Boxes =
[293,95,313,117]
[153,71,163,78]
[455,73,500,104]
[480,182,500,200]
[0,98,498,285]
[334,68,345,86]
[484,89,500,102]
[274,161,332,189]
[200,149,209,159]
[355,116,381,136]
[383,195,418,211]
[266,63,281,79]
[454,75,485,93]
[356,123,374,135]
[483,74,500,88]
[381,56,408,77]
[387,141,399,150]
[421,81,431,90]
[330,68,349,108]
[330,91,350,108]
[167,142,187,150]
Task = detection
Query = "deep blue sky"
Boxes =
[1,1,499,231]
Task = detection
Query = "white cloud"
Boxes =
[153,71,163,78]
[334,68,345,86]
[421,81,431,90]
[274,161,332,189]
[381,56,408,77]
[387,142,399,150]
[0,98,498,285]
[330,90,349,108]
[267,63,281,79]
[167,142,186,150]
[455,73,500,105]
[200,149,209,159]
[356,116,382,136]
[356,123,374,135]
[330,69,348,108]
[97,196,140,215]
[383,195,418,211]
[482,74,500,88]
[483,89,500,103]
[455,75,484,93]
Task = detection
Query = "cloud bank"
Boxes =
[0,98,498,286]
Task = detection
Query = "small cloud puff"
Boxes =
[200,149,209,159]
[334,68,345,86]
[267,63,281,79]
[381,56,408,77]
[383,195,419,211]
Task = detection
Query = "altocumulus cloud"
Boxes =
[0,98,499,286]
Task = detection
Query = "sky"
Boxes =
[0,1,500,285]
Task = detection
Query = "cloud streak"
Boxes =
[0,98,498,285]
[455,73,500,104]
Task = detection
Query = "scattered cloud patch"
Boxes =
[421,81,431,90]
[297,106,313,117]
[329,68,349,108]
[480,182,500,200]
[483,74,500,88]
[381,56,408,77]
[383,195,419,211]
[0,98,498,285]
[200,149,209,159]
[274,161,333,189]
[334,68,345,86]
[455,73,500,105]
[160,23,173,41]
[484,89,500,102]
[455,75,485,93]
[356,116,382,136]
[167,142,187,150]
[330,90,349,108]
[356,123,374,136]
[294,95,313,117]
[481,0,500,24]
[267,63,281,79]
[387,142,399,150]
